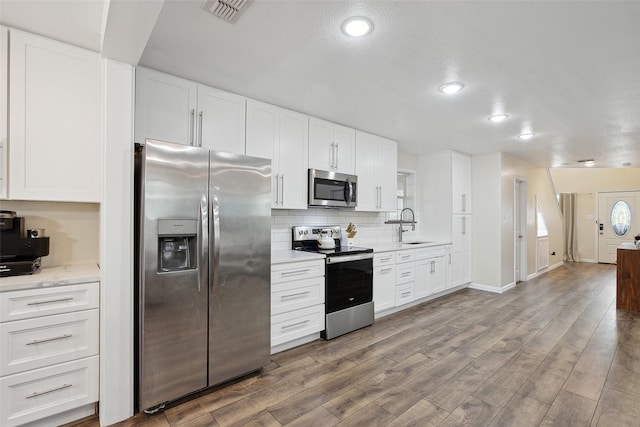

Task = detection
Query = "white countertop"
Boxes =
[0,263,100,292]
[371,241,452,253]
[271,250,326,264]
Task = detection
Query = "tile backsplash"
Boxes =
[271,208,420,251]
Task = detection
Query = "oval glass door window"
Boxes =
[610,200,631,236]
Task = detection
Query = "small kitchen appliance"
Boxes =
[292,225,374,339]
[0,211,49,277]
[308,169,357,208]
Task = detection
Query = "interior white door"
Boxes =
[515,181,521,281]
[515,178,527,282]
[598,191,640,264]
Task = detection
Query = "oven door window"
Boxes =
[326,258,373,312]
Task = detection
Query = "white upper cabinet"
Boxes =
[8,29,101,202]
[135,67,197,146]
[452,151,472,214]
[355,131,397,212]
[135,67,246,154]
[0,26,7,199]
[308,118,355,174]
[246,100,308,210]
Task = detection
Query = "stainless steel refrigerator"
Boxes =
[135,139,271,412]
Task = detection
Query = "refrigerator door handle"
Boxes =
[210,194,221,293]
[198,194,208,293]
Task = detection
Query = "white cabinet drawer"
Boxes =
[1,310,99,376]
[271,304,324,347]
[0,283,99,322]
[414,245,450,260]
[0,355,98,427]
[271,260,324,284]
[395,250,415,264]
[373,252,395,267]
[395,283,414,307]
[396,263,414,285]
[272,277,325,315]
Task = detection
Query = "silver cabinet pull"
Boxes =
[449,253,452,264]
[335,143,339,169]
[462,194,466,212]
[330,142,335,168]
[281,319,310,329]
[401,292,411,297]
[401,272,411,277]
[430,260,436,274]
[280,174,285,205]
[462,217,466,235]
[281,291,311,299]
[274,174,279,205]
[26,383,72,399]
[26,334,72,346]
[27,297,73,306]
[380,267,393,274]
[198,111,203,147]
[281,268,310,277]
[189,109,195,145]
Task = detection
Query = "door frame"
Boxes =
[514,176,528,282]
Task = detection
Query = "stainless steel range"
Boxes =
[292,226,374,339]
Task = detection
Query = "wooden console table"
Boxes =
[617,248,640,312]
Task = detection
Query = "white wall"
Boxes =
[471,153,502,288]
[0,200,99,267]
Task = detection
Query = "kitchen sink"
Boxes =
[403,241,433,245]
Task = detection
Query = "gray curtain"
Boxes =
[559,193,578,262]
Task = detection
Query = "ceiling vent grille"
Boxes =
[201,0,249,22]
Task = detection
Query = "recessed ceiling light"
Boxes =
[517,132,536,140]
[438,82,465,94]
[488,114,509,123]
[584,160,595,167]
[341,16,374,37]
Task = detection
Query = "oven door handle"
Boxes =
[326,253,373,264]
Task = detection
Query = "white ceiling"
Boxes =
[1,0,639,168]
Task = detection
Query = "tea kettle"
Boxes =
[317,231,335,249]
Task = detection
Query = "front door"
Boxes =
[598,191,640,264]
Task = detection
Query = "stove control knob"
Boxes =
[298,230,303,235]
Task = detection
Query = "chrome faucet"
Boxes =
[398,207,416,242]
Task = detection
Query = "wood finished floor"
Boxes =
[73,262,640,427]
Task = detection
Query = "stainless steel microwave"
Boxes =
[308,169,357,208]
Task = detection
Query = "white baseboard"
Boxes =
[468,281,515,294]
[527,261,564,280]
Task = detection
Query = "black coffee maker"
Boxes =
[0,211,50,277]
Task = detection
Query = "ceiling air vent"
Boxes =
[201,0,249,22]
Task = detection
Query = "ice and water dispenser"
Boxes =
[157,219,198,272]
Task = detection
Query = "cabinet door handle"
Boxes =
[281,268,310,277]
[449,253,452,264]
[401,292,411,297]
[281,319,310,329]
[380,267,393,273]
[462,217,466,235]
[27,297,74,306]
[280,174,285,206]
[281,291,311,299]
[462,194,466,212]
[431,260,435,274]
[330,143,335,168]
[378,186,382,208]
[26,334,73,346]
[198,111,203,147]
[401,272,411,277]
[274,174,279,205]
[26,383,73,399]
[335,143,339,169]
[189,109,195,145]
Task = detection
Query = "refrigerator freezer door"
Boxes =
[209,150,272,385]
[138,140,209,411]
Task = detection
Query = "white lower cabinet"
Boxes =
[0,278,99,427]
[271,258,325,352]
[373,244,454,315]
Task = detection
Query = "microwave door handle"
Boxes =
[344,179,353,206]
